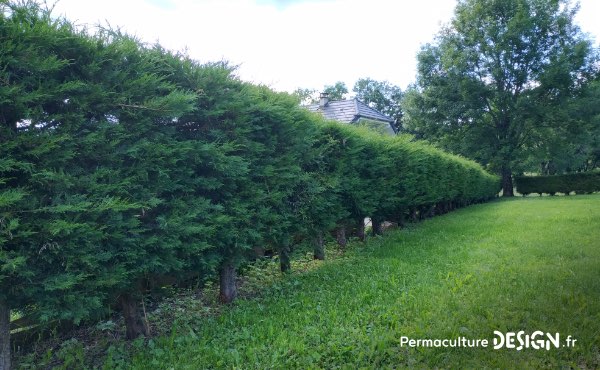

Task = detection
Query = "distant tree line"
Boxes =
[0,2,499,368]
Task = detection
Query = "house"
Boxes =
[306,93,396,135]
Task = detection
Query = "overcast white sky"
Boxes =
[52,0,600,93]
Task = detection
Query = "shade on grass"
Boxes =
[125,195,600,368]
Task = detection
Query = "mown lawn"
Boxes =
[124,195,600,369]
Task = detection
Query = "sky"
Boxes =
[51,0,600,94]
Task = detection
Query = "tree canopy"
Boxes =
[322,81,349,100]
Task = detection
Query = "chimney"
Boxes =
[319,92,329,108]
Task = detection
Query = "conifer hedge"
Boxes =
[515,172,600,195]
[0,1,500,361]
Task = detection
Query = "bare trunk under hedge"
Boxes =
[313,232,325,260]
[219,261,237,304]
[372,217,383,236]
[356,218,366,242]
[280,242,291,273]
[119,294,149,340]
[336,225,347,248]
[0,300,9,370]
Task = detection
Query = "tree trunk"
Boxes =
[438,202,448,215]
[427,205,436,218]
[280,241,291,273]
[219,260,237,304]
[501,166,514,197]
[356,218,366,242]
[419,206,427,220]
[335,225,347,248]
[372,217,382,236]
[253,246,265,258]
[313,232,325,260]
[119,293,149,340]
[0,300,10,370]
[397,213,405,228]
[410,208,418,222]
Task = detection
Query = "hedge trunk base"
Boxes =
[336,226,347,248]
[356,218,366,242]
[372,218,382,236]
[410,208,418,222]
[280,243,291,273]
[119,294,149,340]
[313,232,325,260]
[0,300,10,370]
[219,261,237,304]
[397,214,405,228]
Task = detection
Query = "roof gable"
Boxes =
[353,100,394,123]
[306,98,394,125]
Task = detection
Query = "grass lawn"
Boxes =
[124,195,600,369]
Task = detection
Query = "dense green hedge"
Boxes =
[0,1,500,355]
[515,172,600,195]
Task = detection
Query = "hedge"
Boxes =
[515,172,600,195]
[0,1,501,358]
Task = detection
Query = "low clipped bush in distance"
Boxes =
[515,172,600,195]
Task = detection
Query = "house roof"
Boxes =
[306,98,394,125]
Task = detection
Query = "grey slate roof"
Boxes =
[306,98,395,131]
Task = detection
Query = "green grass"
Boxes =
[125,196,600,369]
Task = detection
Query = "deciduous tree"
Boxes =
[402,0,598,196]
[323,81,348,100]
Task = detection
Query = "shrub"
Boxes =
[515,172,600,195]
